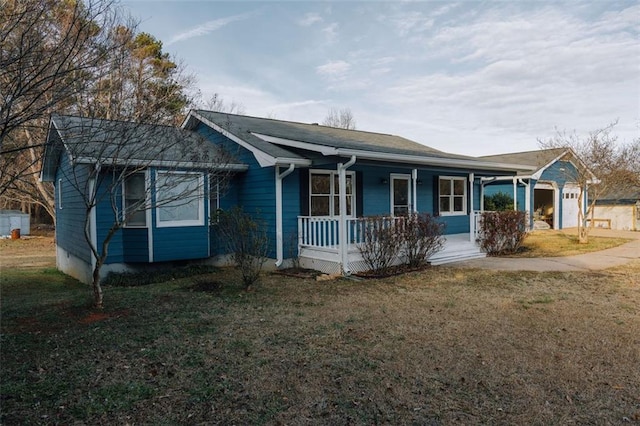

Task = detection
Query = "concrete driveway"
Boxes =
[446,228,640,272]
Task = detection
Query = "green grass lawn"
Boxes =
[2,264,639,424]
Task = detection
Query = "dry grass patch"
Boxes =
[510,230,631,257]
[2,261,639,424]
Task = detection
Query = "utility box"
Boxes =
[0,210,30,237]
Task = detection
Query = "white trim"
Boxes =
[390,173,411,216]
[275,164,295,267]
[412,169,418,213]
[438,176,467,216]
[74,156,248,171]
[252,133,338,156]
[250,132,535,172]
[155,170,205,228]
[468,173,475,241]
[58,178,63,209]
[338,156,356,275]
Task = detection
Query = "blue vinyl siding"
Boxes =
[153,226,209,262]
[55,155,92,263]
[94,173,124,264]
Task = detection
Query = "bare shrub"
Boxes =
[357,217,402,274]
[217,207,269,289]
[401,213,445,268]
[478,211,528,255]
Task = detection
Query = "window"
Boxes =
[439,176,466,215]
[124,173,147,227]
[57,178,63,210]
[156,171,204,227]
[309,170,354,217]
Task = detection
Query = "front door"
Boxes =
[391,174,411,216]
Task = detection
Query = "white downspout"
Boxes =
[338,155,356,275]
[519,178,530,230]
[412,169,418,213]
[513,177,518,211]
[469,173,474,242]
[275,164,295,267]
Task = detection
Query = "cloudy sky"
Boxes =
[122,0,639,156]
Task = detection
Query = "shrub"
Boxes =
[217,207,269,289]
[357,217,402,275]
[478,211,528,255]
[484,191,514,211]
[401,213,445,268]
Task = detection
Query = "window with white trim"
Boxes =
[156,171,204,227]
[124,172,147,227]
[309,170,355,217]
[439,176,466,215]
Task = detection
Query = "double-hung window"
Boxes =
[439,176,466,215]
[156,171,204,227]
[124,172,147,226]
[310,170,354,217]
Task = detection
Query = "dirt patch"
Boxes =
[0,233,55,269]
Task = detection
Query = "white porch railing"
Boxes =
[298,216,406,250]
[473,210,484,241]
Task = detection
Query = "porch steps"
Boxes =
[428,236,486,266]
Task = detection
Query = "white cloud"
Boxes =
[167,11,258,45]
[322,22,339,43]
[298,12,323,26]
[316,60,351,76]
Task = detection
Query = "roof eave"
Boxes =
[74,156,248,171]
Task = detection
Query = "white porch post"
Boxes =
[412,169,418,213]
[275,164,295,267]
[338,156,356,275]
[521,178,531,229]
[469,173,474,242]
[513,177,518,211]
[480,181,485,211]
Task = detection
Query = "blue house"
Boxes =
[479,148,592,230]
[43,111,544,282]
[182,110,537,274]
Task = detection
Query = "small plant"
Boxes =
[484,191,514,211]
[401,213,445,268]
[217,207,269,289]
[478,211,528,255]
[357,216,402,275]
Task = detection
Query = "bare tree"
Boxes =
[538,121,640,243]
[1,0,196,221]
[322,107,356,130]
[47,115,238,308]
[202,93,246,115]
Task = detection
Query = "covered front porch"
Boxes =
[297,215,486,275]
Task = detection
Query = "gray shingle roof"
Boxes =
[51,114,236,166]
[479,148,567,170]
[192,110,480,162]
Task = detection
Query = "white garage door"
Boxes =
[562,185,581,228]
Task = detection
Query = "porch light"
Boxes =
[416,179,423,185]
[380,178,388,184]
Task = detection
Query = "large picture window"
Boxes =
[123,172,147,226]
[310,170,354,217]
[156,171,204,227]
[439,176,466,215]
